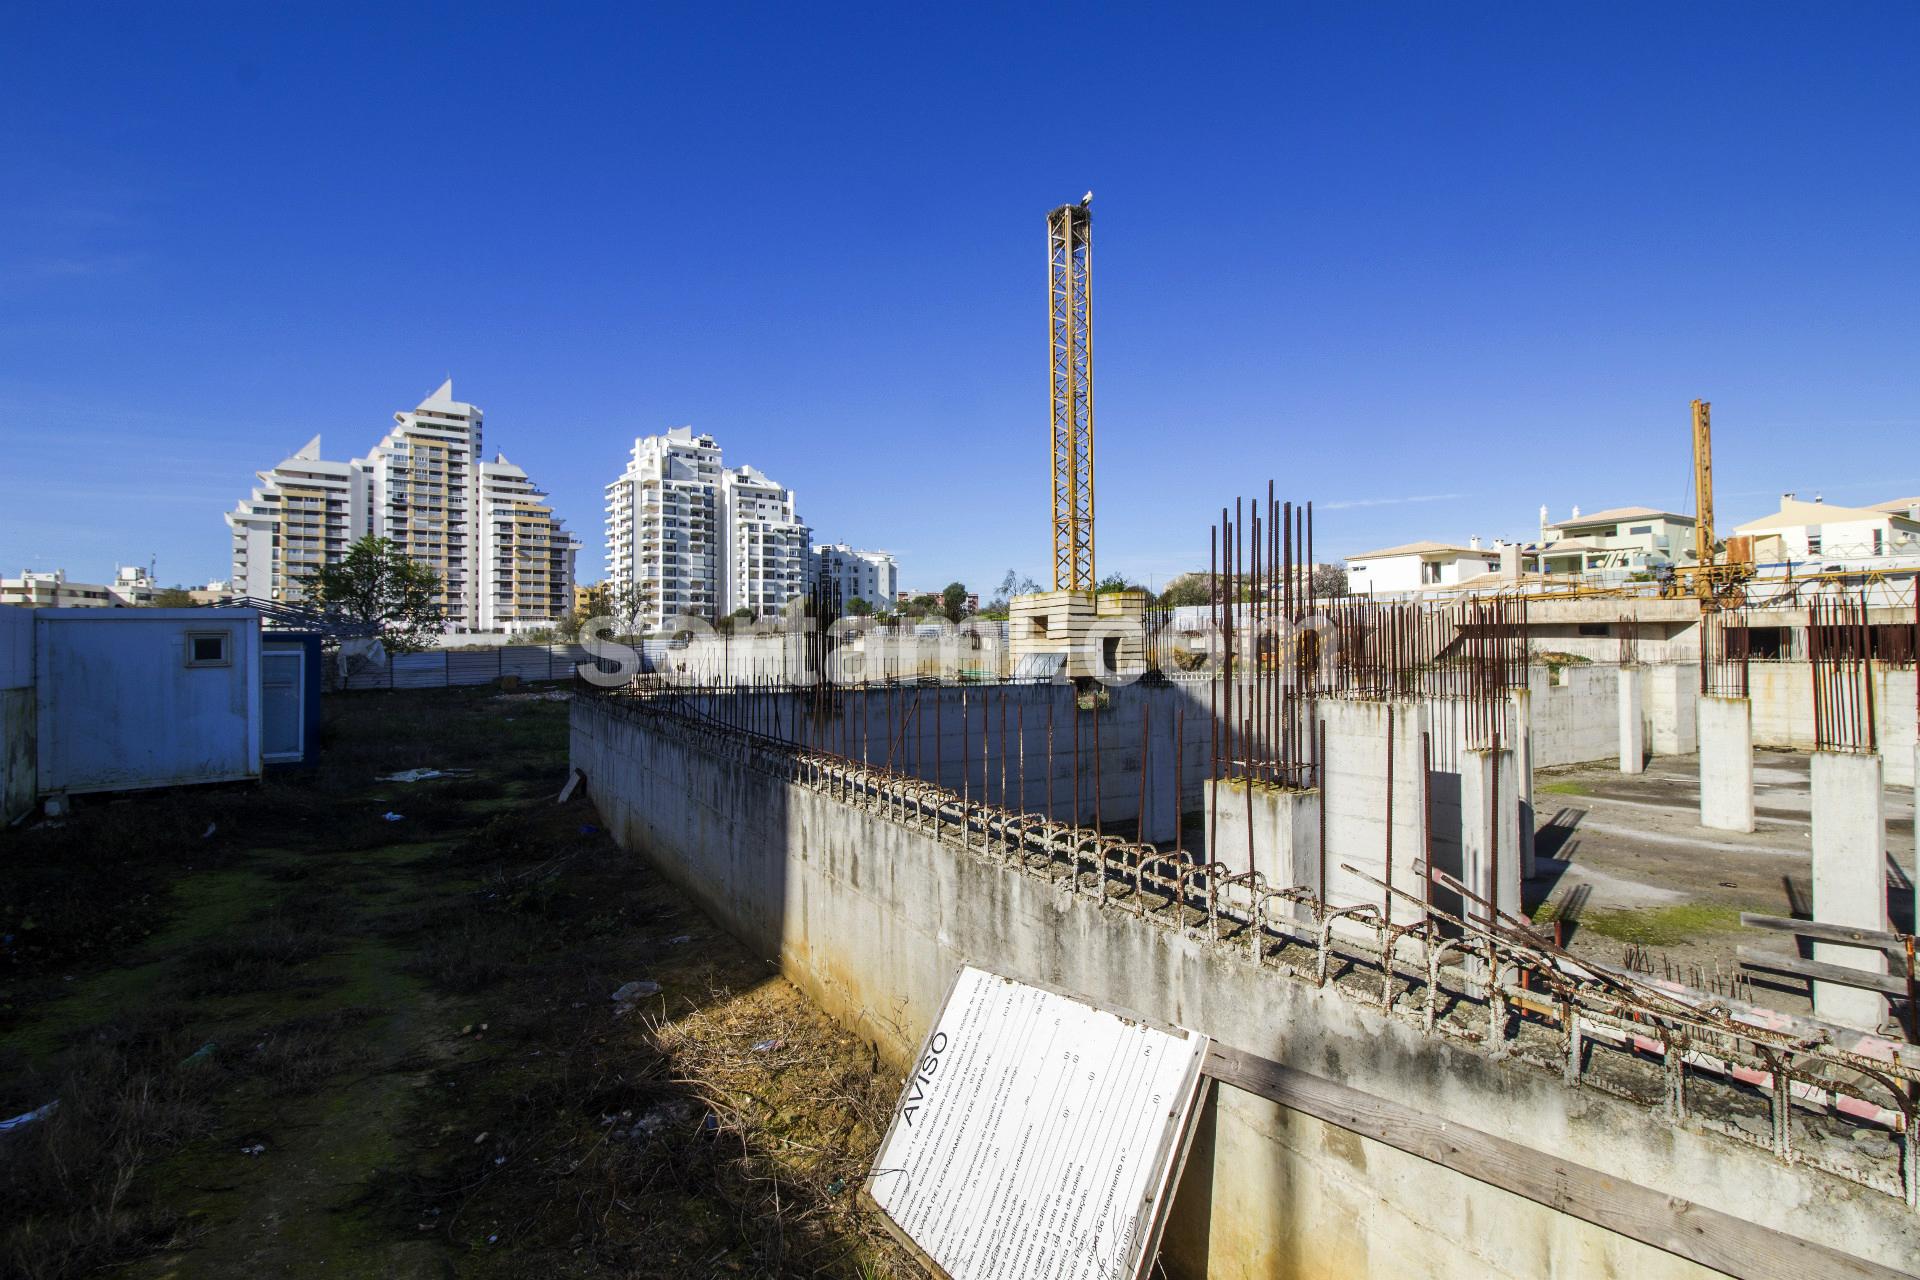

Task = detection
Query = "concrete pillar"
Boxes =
[1317,699,1429,923]
[1810,750,1888,1031]
[1458,746,1521,927]
[1617,667,1644,775]
[1697,695,1754,833]
[1204,779,1320,923]
[1511,688,1536,878]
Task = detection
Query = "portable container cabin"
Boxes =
[34,608,264,799]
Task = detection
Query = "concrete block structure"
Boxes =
[1008,588,1148,680]
[1810,750,1889,1031]
[1697,695,1755,832]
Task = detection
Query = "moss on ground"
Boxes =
[1534,898,1741,946]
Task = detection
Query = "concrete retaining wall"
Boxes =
[573,695,1917,1280]
[1,608,33,824]
[1527,664,1621,767]
[1749,663,1917,786]
[673,679,1217,841]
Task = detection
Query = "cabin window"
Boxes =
[187,631,231,667]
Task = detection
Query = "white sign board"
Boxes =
[865,966,1211,1280]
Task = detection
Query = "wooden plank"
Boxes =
[1737,947,1907,997]
[1202,1042,1906,1280]
[1741,913,1910,964]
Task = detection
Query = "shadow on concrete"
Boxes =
[1521,806,1587,917]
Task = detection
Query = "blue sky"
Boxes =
[3,3,1916,592]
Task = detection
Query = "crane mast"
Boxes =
[1048,198,1095,592]
[1693,398,1715,602]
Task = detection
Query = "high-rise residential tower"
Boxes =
[809,543,898,611]
[226,381,574,632]
[603,429,819,629]
[227,436,364,603]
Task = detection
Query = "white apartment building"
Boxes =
[227,436,362,602]
[1345,540,1503,595]
[1734,494,1920,568]
[475,456,576,631]
[1,566,155,608]
[354,381,484,626]
[605,427,723,630]
[811,543,898,610]
[604,429,816,629]
[226,381,574,632]
[1532,505,1697,578]
[719,465,810,617]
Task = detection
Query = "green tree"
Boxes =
[847,596,873,616]
[606,580,654,636]
[1095,572,1145,595]
[941,581,969,623]
[149,587,197,608]
[1311,564,1349,598]
[303,535,444,654]
[990,568,1041,611]
[1158,573,1210,607]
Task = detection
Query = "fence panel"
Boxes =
[446,650,502,687]
[500,646,555,682]
[392,652,449,689]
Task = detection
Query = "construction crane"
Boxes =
[1048,193,1095,592]
[1663,397,1752,607]
[1693,397,1716,603]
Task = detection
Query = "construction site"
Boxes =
[565,197,1920,1278]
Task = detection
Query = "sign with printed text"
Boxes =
[865,967,1211,1280]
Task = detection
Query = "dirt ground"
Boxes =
[1528,749,1917,1022]
[0,688,913,1280]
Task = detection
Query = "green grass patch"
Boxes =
[1538,779,1590,796]
[1550,901,1741,946]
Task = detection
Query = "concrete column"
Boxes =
[1203,778,1320,923]
[1458,746,1521,927]
[1810,750,1889,1031]
[1697,695,1754,833]
[1511,688,1536,879]
[1318,699,1429,922]
[1617,667,1644,775]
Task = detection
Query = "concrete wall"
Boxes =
[1527,662,1700,769]
[1749,663,1917,786]
[1,607,33,823]
[574,696,1917,1280]
[673,678,1214,841]
[1527,664,1619,767]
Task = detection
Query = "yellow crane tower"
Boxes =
[1668,397,1751,607]
[1693,397,1716,602]
[1049,193,1095,592]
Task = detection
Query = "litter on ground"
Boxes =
[378,768,476,783]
